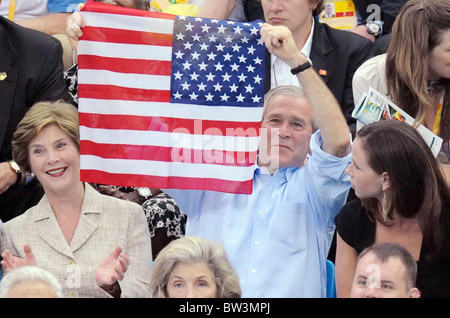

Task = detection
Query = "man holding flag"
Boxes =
[163,24,352,298]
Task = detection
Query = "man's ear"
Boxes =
[381,172,391,192]
[409,288,421,298]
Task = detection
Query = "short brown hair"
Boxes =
[12,101,79,174]
[357,243,418,291]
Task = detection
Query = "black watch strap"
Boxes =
[290,58,313,75]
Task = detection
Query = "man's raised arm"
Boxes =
[260,23,351,158]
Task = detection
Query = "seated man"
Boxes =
[350,243,421,298]
[164,23,352,298]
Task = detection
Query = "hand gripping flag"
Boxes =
[77,0,265,194]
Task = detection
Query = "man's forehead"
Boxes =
[266,94,311,114]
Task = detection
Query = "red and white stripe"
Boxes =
[77,0,261,194]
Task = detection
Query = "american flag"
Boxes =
[77,0,265,194]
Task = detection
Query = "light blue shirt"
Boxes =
[165,131,352,298]
[48,0,85,13]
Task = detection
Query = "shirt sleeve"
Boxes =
[304,130,352,228]
[47,1,85,13]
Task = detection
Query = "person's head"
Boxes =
[150,236,241,298]
[386,0,450,124]
[324,3,333,15]
[0,266,63,298]
[12,101,81,194]
[259,85,315,173]
[261,0,325,33]
[94,0,151,10]
[347,120,447,219]
[351,243,420,298]
[346,120,449,257]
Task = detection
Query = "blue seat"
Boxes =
[326,260,336,298]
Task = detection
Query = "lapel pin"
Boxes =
[0,72,7,81]
[319,69,327,76]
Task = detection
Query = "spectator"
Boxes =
[350,243,420,298]
[335,120,450,298]
[352,0,450,184]
[151,236,241,298]
[0,266,64,298]
[0,7,72,223]
[0,101,152,298]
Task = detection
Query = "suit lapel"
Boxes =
[0,18,19,151]
[69,214,98,253]
[36,212,75,259]
[69,183,101,253]
[34,184,101,257]
[309,22,335,84]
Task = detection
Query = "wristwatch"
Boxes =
[290,57,313,75]
[8,160,22,185]
[137,187,152,199]
[366,21,382,39]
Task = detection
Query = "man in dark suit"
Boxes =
[243,0,372,137]
[0,13,72,222]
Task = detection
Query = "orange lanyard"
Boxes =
[433,92,445,135]
[8,0,16,21]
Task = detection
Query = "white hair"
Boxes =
[0,266,63,298]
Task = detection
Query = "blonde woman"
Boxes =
[0,101,152,298]
[151,236,241,298]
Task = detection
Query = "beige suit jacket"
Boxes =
[1,183,152,298]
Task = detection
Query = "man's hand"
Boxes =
[66,3,86,53]
[260,24,350,158]
[1,245,38,273]
[260,23,306,68]
[0,162,18,194]
[351,25,376,42]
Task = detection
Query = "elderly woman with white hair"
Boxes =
[0,266,63,298]
[151,236,241,298]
